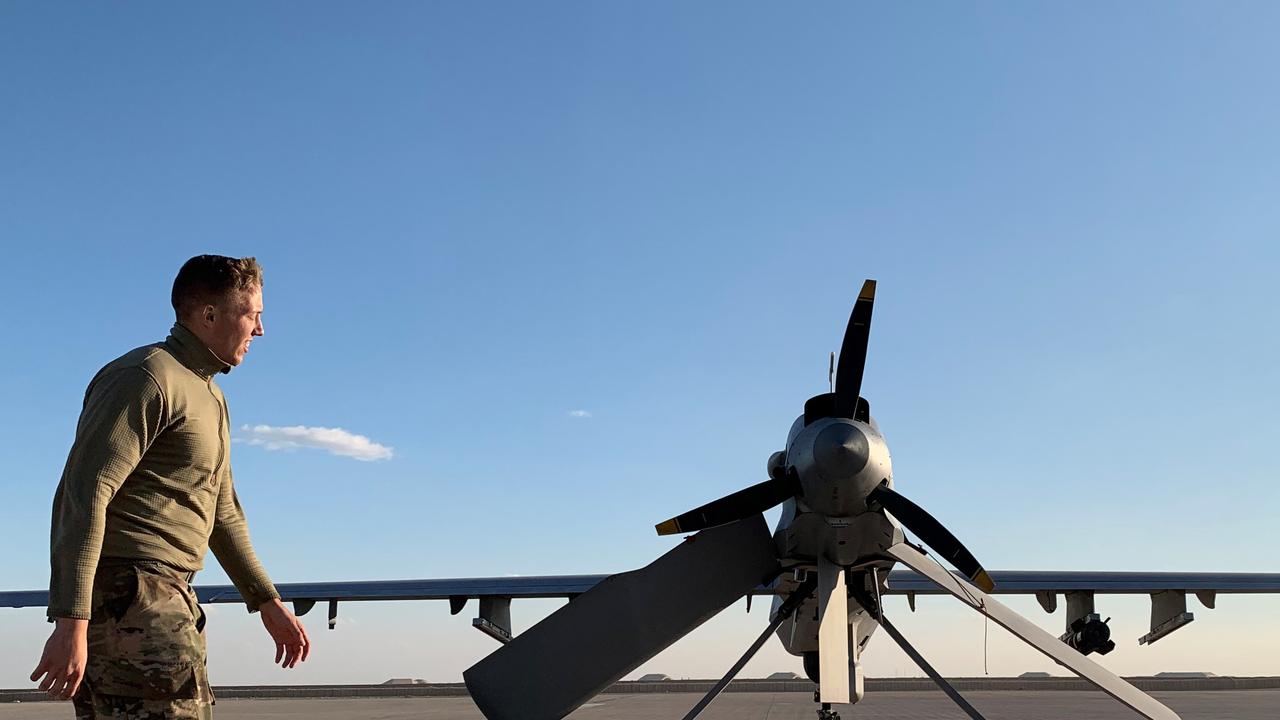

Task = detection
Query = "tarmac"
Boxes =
[2,690,1278,719]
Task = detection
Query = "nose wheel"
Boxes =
[812,693,840,720]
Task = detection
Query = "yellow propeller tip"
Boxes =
[973,570,995,593]
[655,519,682,536]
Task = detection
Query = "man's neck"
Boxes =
[166,322,231,378]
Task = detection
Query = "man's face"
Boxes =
[207,284,264,366]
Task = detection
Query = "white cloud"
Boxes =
[568,410,592,418]
[239,424,393,461]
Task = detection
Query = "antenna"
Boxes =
[828,351,835,393]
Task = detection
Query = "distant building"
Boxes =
[638,673,671,682]
[1019,672,1052,678]
[766,672,802,680]
[382,678,427,685]
[1155,672,1217,679]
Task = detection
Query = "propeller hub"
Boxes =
[813,423,869,481]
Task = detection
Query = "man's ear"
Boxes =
[202,304,217,326]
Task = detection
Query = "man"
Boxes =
[30,255,310,719]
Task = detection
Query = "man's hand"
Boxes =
[259,599,310,669]
[31,618,88,700]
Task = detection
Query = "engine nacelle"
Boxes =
[784,412,892,518]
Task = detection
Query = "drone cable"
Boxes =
[983,610,989,675]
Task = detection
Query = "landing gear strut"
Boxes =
[812,692,840,720]
[677,576,818,720]
[804,651,842,719]
[848,582,987,720]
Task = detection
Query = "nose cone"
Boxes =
[813,423,869,481]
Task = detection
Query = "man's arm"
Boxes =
[49,366,166,618]
[36,367,166,699]
[209,465,310,667]
[208,467,280,610]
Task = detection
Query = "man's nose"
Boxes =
[255,319,265,337]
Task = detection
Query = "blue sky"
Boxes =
[1,1,1278,686]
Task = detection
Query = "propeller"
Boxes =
[655,474,798,536]
[833,279,876,419]
[656,280,878,537]
[868,484,995,592]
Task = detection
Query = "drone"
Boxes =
[463,281,1181,720]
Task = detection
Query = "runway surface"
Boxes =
[2,690,1277,719]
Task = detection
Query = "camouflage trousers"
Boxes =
[71,562,215,719]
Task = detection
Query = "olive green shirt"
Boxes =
[49,323,279,619]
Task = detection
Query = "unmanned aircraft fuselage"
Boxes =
[768,412,899,688]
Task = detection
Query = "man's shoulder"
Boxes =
[95,343,185,389]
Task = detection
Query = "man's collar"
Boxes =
[165,323,232,379]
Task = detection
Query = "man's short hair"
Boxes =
[171,255,264,319]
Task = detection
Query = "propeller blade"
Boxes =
[833,279,876,418]
[464,515,781,720]
[816,556,857,703]
[656,476,797,536]
[869,484,995,592]
[884,542,1182,720]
